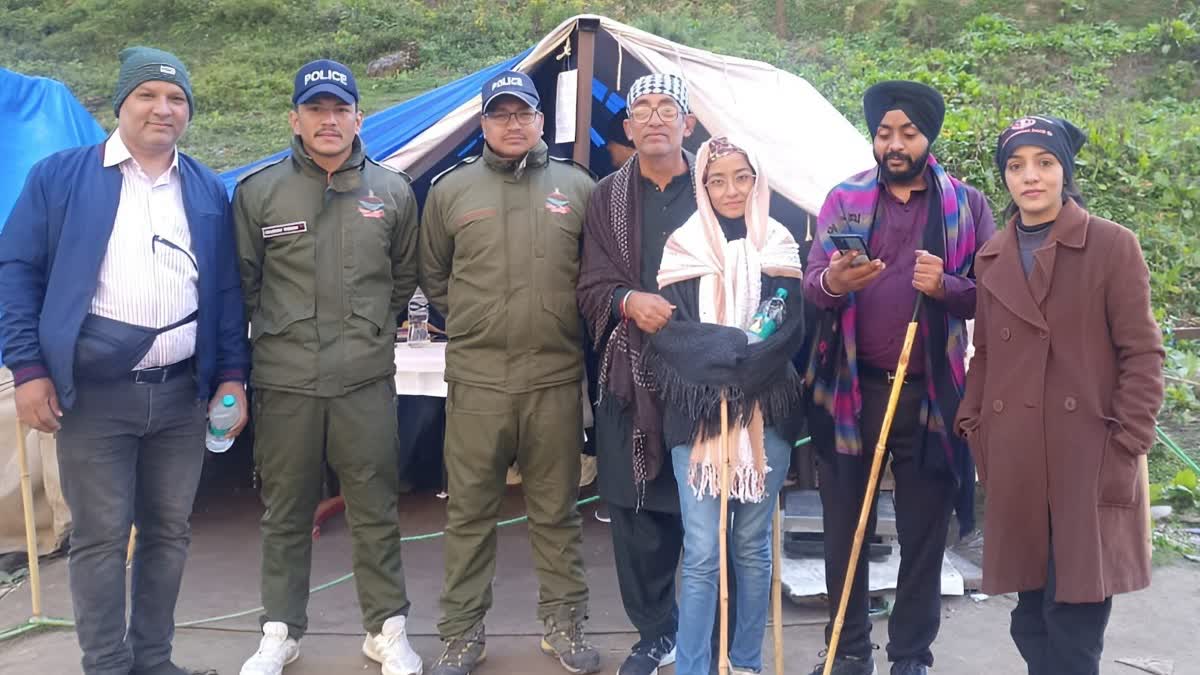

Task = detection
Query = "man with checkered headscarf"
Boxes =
[577,73,700,675]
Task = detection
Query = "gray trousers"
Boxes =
[56,373,207,675]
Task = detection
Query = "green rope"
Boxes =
[3,427,1192,641]
[1157,425,1200,475]
[0,495,602,639]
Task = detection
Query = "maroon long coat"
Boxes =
[955,199,1165,603]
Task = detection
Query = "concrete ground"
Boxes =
[1,488,1198,674]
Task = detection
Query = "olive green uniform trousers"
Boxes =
[438,380,588,638]
[254,378,409,639]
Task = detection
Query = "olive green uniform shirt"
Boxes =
[233,136,419,396]
[419,140,596,393]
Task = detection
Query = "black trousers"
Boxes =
[817,375,955,666]
[609,504,684,642]
[1011,547,1112,675]
[609,498,740,660]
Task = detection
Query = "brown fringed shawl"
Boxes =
[577,155,682,499]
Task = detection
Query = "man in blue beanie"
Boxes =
[0,46,249,675]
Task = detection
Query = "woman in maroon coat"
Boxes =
[955,115,1165,675]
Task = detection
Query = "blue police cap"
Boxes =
[481,70,540,111]
[293,59,359,105]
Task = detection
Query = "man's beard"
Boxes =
[877,149,929,183]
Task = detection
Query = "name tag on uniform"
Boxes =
[262,221,307,239]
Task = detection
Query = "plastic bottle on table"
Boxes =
[744,288,788,344]
[206,394,240,453]
[407,291,430,347]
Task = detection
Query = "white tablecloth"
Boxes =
[393,342,448,397]
[391,342,594,428]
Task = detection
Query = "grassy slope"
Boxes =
[0,0,1190,170]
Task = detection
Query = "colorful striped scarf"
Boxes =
[805,155,975,465]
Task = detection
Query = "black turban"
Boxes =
[863,80,946,145]
[995,115,1087,184]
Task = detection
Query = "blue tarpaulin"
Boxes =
[0,69,107,366]
[218,51,530,196]
[0,68,107,231]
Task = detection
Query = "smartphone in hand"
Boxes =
[830,233,872,267]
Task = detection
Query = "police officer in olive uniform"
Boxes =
[419,71,600,675]
[233,60,422,675]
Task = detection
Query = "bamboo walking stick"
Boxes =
[127,525,138,566]
[823,298,923,675]
[718,394,731,675]
[14,419,43,618]
[772,504,785,674]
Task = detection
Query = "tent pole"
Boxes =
[572,17,600,167]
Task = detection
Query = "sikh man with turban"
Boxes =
[801,81,997,675]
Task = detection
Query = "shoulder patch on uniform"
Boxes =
[431,155,481,186]
[235,155,288,185]
[367,157,412,182]
[549,155,598,181]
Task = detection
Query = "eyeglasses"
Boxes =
[483,110,540,126]
[629,105,680,124]
[151,234,198,271]
[704,172,757,193]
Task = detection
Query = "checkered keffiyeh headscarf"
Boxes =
[626,73,690,113]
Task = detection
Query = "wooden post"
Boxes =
[572,17,600,167]
[776,0,788,39]
[15,420,43,618]
[772,506,785,674]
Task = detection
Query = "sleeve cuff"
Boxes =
[940,274,975,317]
[611,286,631,321]
[10,362,50,387]
[215,369,246,385]
[1112,428,1147,456]
[805,270,846,310]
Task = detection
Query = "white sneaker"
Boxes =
[240,621,300,675]
[364,615,423,675]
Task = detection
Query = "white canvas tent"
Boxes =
[382,14,875,227]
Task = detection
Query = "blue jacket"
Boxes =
[0,141,249,407]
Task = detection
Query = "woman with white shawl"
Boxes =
[645,137,806,675]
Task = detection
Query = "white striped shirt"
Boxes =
[91,132,198,369]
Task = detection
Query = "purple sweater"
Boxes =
[804,182,996,373]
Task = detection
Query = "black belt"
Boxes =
[859,363,924,385]
[130,358,194,384]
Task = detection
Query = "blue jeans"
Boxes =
[672,427,791,675]
[56,375,207,675]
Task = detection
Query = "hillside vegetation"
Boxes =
[2,0,1198,420]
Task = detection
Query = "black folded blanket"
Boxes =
[644,311,806,450]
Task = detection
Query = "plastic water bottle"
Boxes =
[206,395,240,453]
[745,288,789,344]
[407,291,430,347]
